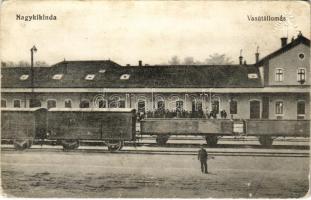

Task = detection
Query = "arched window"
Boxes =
[275,101,284,115]
[176,101,184,111]
[138,100,145,113]
[192,100,202,112]
[230,100,238,114]
[250,100,260,119]
[98,99,107,108]
[65,99,72,108]
[47,99,57,109]
[212,100,219,113]
[297,100,305,120]
[157,101,165,111]
[13,99,21,108]
[118,100,125,108]
[80,100,90,108]
[1,99,6,108]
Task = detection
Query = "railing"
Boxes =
[136,109,229,121]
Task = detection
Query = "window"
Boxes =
[212,100,219,113]
[275,101,283,115]
[119,100,125,108]
[80,100,90,108]
[157,101,165,111]
[52,74,63,80]
[20,74,29,80]
[47,100,56,109]
[176,101,183,111]
[247,73,258,79]
[98,100,107,108]
[230,100,238,114]
[120,74,130,80]
[275,68,284,82]
[29,99,41,108]
[138,101,145,113]
[65,99,72,108]
[298,53,305,60]
[192,100,202,112]
[13,99,21,108]
[109,99,125,108]
[85,74,95,80]
[1,99,6,108]
[297,68,306,83]
[297,101,305,115]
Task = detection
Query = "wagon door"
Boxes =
[250,100,260,119]
[34,108,47,139]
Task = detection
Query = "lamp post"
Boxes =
[30,45,37,107]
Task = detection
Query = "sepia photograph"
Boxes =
[0,0,310,198]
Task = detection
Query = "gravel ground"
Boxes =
[1,150,309,198]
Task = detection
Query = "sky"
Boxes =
[0,0,310,66]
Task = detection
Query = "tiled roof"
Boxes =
[257,35,310,65]
[1,60,263,88]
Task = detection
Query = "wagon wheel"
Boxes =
[205,136,218,147]
[106,140,124,152]
[156,135,169,146]
[258,136,273,147]
[61,139,80,150]
[13,139,32,150]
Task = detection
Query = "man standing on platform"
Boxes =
[198,144,208,174]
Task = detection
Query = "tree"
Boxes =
[168,56,180,65]
[1,60,50,67]
[183,57,195,65]
[18,61,31,67]
[35,61,49,67]
[204,53,233,65]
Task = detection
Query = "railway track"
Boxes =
[2,137,309,150]
[1,145,309,157]
[138,135,310,142]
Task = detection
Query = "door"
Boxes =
[262,97,269,119]
[250,100,260,119]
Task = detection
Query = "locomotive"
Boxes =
[1,107,310,151]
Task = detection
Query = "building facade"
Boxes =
[1,34,310,120]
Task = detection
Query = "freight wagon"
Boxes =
[140,118,310,146]
[1,108,136,151]
[1,108,310,150]
[46,108,136,151]
[1,108,47,150]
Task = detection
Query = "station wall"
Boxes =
[2,92,308,120]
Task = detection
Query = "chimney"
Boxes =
[138,60,142,67]
[255,46,259,63]
[239,49,243,65]
[255,53,259,63]
[281,37,287,47]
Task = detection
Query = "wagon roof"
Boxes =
[48,108,135,112]
[1,60,263,88]
[0,107,47,112]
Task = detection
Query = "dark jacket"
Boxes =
[198,148,208,161]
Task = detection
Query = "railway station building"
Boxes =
[1,34,310,120]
